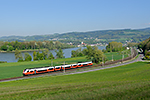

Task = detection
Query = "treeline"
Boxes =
[106,41,123,52]
[138,37,150,59]
[0,40,75,51]
[15,48,64,62]
[71,46,107,63]
[71,42,127,63]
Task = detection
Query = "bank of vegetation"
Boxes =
[0,62,149,99]
[0,40,75,52]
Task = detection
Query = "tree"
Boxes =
[15,48,23,62]
[55,48,64,58]
[1,45,7,51]
[33,51,38,61]
[106,41,123,52]
[42,49,49,60]
[39,53,44,60]
[83,46,107,64]
[24,53,32,61]
[36,52,40,60]
[8,46,14,51]
[145,51,150,59]
[71,48,84,57]
[47,51,54,60]
[138,37,150,54]
[92,49,105,63]
[85,45,94,60]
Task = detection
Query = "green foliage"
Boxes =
[8,45,14,51]
[138,37,150,54]
[71,46,108,63]
[24,53,32,61]
[128,42,138,47]
[39,53,44,60]
[145,51,150,59]
[55,48,64,58]
[84,46,107,63]
[33,51,38,61]
[36,52,40,60]
[42,49,49,60]
[106,41,123,52]
[0,45,7,51]
[47,51,54,60]
[71,48,84,57]
[0,40,74,52]
[92,48,104,63]
[15,48,24,62]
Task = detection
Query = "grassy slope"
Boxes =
[0,62,150,100]
[105,52,128,61]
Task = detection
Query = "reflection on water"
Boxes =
[0,46,105,63]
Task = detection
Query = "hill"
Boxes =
[0,62,150,99]
[0,27,150,44]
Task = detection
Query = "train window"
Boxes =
[49,68,53,70]
[37,69,47,72]
[27,71,29,72]
[23,69,26,72]
[66,66,70,68]
[30,71,33,72]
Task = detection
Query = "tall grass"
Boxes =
[0,62,150,100]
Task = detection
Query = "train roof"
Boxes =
[25,66,54,70]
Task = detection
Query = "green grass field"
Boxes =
[105,52,128,61]
[0,57,88,79]
[0,52,128,80]
[0,62,149,100]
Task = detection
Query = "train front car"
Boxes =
[23,69,28,76]
[23,69,35,76]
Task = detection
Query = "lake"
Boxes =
[0,46,105,63]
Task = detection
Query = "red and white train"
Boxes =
[23,61,93,76]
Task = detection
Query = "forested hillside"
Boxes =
[0,27,150,44]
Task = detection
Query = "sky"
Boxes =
[0,0,150,37]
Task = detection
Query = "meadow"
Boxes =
[0,62,149,100]
[0,52,128,80]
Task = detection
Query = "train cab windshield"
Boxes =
[23,69,29,72]
[23,69,27,72]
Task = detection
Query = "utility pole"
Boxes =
[64,61,65,73]
[51,60,53,66]
[102,57,104,66]
[122,52,124,62]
